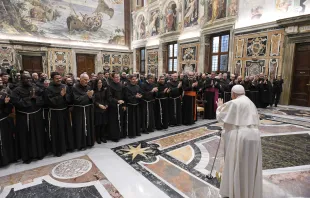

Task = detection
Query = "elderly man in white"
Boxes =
[216,85,262,198]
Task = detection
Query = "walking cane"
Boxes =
[206,131,222,180]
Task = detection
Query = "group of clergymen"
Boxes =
[0,70,283,166]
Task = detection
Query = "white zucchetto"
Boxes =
[231,85,245,94]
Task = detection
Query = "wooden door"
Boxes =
[290,43,310,106]
[76,54,95,77]
[22,56,43,73]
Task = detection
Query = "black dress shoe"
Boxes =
[24,160,32,164]
[96,140,101,144]
[143,132,149,134]
[112,139,119,142]
[101,139,107,143]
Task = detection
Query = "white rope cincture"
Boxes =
[48,107,68,141]
[17,109,42,131]
[142,100,154,129]
[74,104,93,136]
[117,104,121,133]
[156,98,167,126]
[171,96,179,120]
[0,116,8,156]
[126,105,129,136]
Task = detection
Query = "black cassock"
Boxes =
[140,81,156,133]
[0,93,17,167]
[108,82,125,140]
[72,83,95,150]
[258,80,272,108]
[124,84,141,138]
[203,78,220,119]
[182,78,197,125]
[167,81,182,126]
[154,83,169,130]
[11,84,45,163]
[45,83,74,156]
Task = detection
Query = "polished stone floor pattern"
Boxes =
[0,106,309,198]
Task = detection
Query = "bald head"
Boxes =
[80,73,89,86]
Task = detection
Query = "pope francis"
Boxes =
[216,85,262,198]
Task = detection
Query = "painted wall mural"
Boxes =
[137,15,146,40]
[164,1,178,32]
[149,9,160,36]
[0,0,125,45]
[184,0,199,27]
[236,0,310,28]
[232,29,284,78]
[206,0,227,22]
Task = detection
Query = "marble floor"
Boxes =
[0,106,310,198]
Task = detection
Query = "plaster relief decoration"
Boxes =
[137,15,146,40]
[164,1,178,32]
[0,0,126,45]
[235,39,244,58]
[206,0,227,23]
[247,36,267,57]
[269,58,278,79]
[149,9,160,36]
[0,45,15,69]
[270,34,282,56]
[245,59,265,76]
[235,60,242,76]
[179,43,199,72]
[184,0,199,28]
[111,54,122,65]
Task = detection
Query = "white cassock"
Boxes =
[216,95,262,198]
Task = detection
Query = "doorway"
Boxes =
[76,54,95,77]
[22,56,43,74]
[290,43,310,106]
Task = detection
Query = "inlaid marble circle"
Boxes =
[51,159,92,179]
